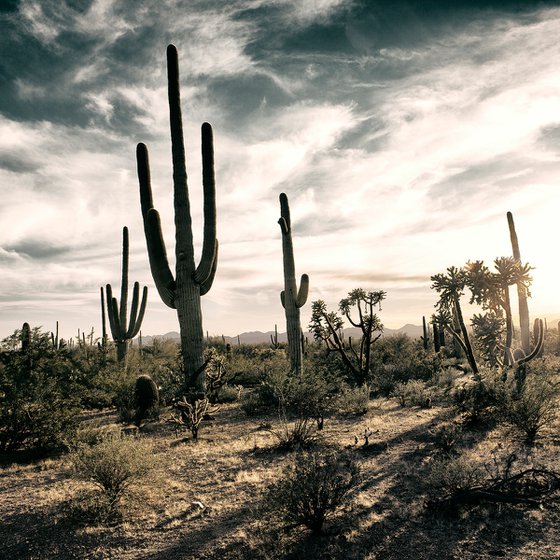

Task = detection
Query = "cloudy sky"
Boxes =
[1,0,560,342]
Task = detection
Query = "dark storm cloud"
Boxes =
[3,239,74,260]
[0,151,39,173]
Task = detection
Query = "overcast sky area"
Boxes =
[1,0,560,341]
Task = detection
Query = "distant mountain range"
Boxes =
[134,323,424,346]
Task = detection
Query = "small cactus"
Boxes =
[134,374,159,425]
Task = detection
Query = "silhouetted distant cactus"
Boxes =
[100,287,108,353]
[507,212,531,354]
[21,322,30,352]
[421,316,429,350]
[134,374,159,424]
[278,193,309,375]
[104,227,148,363]
[271,323,280,349]
[136,44,218,393]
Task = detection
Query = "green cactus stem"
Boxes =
[136,44,218,393]
[278,192,309,375]
[104,226,148,363]
[507,211,531,354]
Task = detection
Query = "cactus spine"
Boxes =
[136,44,218,393]
[507,212,530,354]
[104,226,148,363]
[278,193,309,375]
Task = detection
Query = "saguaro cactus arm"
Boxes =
[137,145,176,309]
[194,122,218,285]
[136,44,218,392]
[126,283,148,339]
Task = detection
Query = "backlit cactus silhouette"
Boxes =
[507,212,531,354]
[104,226,148,363]
[278,193,309,375]
[136,44,218,392]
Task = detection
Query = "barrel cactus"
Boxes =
[134,374,159,425]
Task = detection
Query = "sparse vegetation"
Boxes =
[1,41,560,560]
[265,449,358,534]
[69,431,156,521]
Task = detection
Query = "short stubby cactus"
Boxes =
[136,44,218,393]
[278,193,309,375]
[134,374,159,425]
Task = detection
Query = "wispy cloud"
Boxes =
[1,1,560,338]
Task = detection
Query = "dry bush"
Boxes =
[69,431,156,521]
[335,384,370,416]
[498,372,559,442]
[265,449,358,534]
[392,379,431,408]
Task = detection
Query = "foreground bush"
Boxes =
[70,431,156,520]
[498,365,559,442]
[266,449,358,534]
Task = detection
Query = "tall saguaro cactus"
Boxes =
[105,226,148,363]
[278,193,309,375]
[507,211,530,354]
[136,44,218,392]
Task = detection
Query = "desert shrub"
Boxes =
[240,391,266,417]
[0,327,80,453]
[498,367,559,442]
[69,431,156,521]
[268,414,319,450]
[114,380,136,424]
[150,361,183,406]
[335,384,370,415]
[425,453,484,505]
[266,449,358,534]
[243,365,334,427]
[215,384,242,403]
[430,423,463,455]
[453,367,502,423]
[78,362,130,409]
[392,379,431,407]
[433,366,455,390]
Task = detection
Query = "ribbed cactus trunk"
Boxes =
[278,193,309,375]
[507,212,530,354]
[136,45,218,393]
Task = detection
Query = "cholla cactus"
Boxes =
[171,396,218,440]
